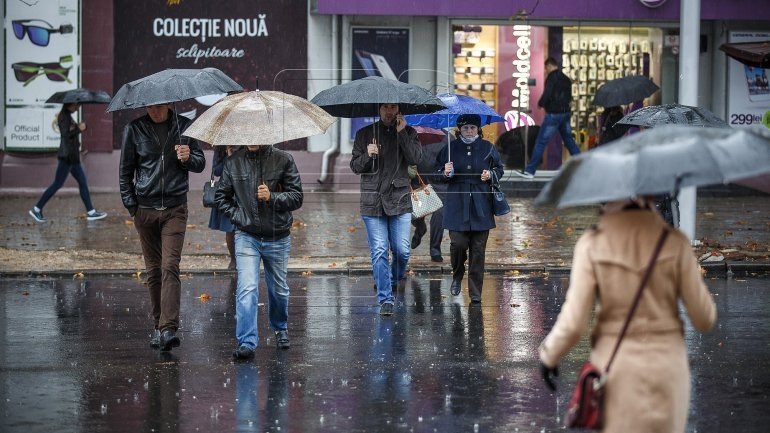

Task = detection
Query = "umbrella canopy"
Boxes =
[310,76,445,118]
[414,126,446,145]
[534,125,770,208]
[616,104,730,129]
[592,75,659,107]
[719,41,770,69]
[181,90,336,146]
[403,93,504,129]
[46,88,111,104]
[107,68,242,112]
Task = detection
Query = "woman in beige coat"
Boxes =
[538,198,717,433]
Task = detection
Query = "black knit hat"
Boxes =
[456,114,481,128]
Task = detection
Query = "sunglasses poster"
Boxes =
[4,0,79,150]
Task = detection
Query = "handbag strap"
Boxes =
[605,228,670,373]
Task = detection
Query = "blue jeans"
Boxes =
[525,112,581,175]
[362,213,412,305]
[36,159,95,211]
[235,232,291,348]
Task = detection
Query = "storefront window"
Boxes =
[451,23,663,170]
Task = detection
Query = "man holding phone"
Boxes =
[350,103,421,316]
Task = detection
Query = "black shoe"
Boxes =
[379,302,394,316]
[232,344,255,359]
[275,330,290,349]
[470,299,482,306]
[149,329,161,348]
[29,208,45,223]
[411,234,422,249]
[159,329,180,351]
[430,255,444,263]
[450,280,462,296]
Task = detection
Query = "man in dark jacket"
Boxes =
[119,104,205,352]
[515,57,581,178]
[215,145,303,359]
[350,103,421,316]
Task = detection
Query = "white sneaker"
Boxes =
[86,210,107,221]
[513,170,535,179]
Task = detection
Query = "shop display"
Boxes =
[453,25,499,135]
[561,31,658,149]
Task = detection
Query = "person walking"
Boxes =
[437,114,504,304]
[350,103,422,316]
[119,103,206,352]
[215,145,303,359]
[538,197,716,433]
[410,138,448,263]
[208,146,237,270]
[29,103,107,222]
[514,57,581,179]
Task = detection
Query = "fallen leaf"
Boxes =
[301,270,313,276]
[329,263,337,268]
[74,272,85,279]
[348,226,356,233]
[186,224,197,229]
[198,293,211,302]
[124,220,133,225]
[133,271,142,278]
[510,303,521,308]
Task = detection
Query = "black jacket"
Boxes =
[538,69,572,114]
[215,147,303,240]
[56,109,82,164]
[119,112,205,212]
[350,121,422,216]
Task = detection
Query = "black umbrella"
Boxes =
[310,76,445,118]
[107,68,242,112]
[616,104,730,129]
[592,75,659,107]
[46,88,111,104]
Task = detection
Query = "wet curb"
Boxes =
[2,262,769,279]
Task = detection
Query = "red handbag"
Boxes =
[565,229,669,429]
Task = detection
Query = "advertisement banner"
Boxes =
[727,31,770,128]
[4,0,80,150]
[112,0,307,148]
[349,27,410,139]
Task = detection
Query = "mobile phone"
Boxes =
[744,65,770,102]
[368,53,398,80]
[354,50,378,77]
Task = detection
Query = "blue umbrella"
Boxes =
[404,93,504,129]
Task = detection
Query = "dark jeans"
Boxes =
[36,159,94,211]
[449,230,490,302]
[411,208,444,257]
[133,204,188,332]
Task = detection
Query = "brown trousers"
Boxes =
[133,204,188,331]
[449,230,490,302]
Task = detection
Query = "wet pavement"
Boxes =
[0,191,768,273]
[2,273,769,433]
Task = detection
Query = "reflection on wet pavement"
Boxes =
[1,274,769,432]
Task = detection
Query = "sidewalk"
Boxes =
[0,190,768,276]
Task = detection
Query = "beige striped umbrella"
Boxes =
[182,90,336,146]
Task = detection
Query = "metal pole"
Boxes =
[678,0,700,241]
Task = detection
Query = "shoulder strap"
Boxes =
[605,228,670,372]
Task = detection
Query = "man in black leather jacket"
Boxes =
[214,145,303,359]
[119,104,205,352]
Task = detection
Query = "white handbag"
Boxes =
[410,174,443,220]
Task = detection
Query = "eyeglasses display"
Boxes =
[12,19,73,47]
[11,55,73,87]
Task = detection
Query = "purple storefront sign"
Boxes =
[316,0,770,21]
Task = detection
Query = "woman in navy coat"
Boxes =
[435,114,504,304]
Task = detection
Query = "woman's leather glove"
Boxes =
[540,362,559,391]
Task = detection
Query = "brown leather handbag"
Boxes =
[566,229,670,429]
